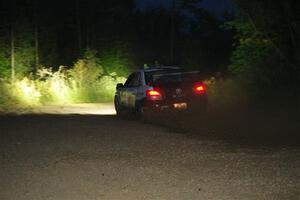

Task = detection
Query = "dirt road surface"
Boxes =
[1,104,299,200]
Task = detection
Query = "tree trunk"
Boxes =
[75,0,82,54]
[34,0,39,70]
[11,26,15,81]
[10,0,15,81]
[86,15,90,49]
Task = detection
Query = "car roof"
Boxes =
[140,66,181,73]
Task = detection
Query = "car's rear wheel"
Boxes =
[114,96,127,118]
[134,101,143,119]
[135,101,150,121]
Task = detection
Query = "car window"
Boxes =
[145,69,181,85]
[145,70,201,85]
[124,73,135,87]
[124,72,141,87]
[132,73,142,87]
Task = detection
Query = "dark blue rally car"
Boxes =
[114,66,208,118]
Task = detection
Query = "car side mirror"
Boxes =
[116,83,124,89]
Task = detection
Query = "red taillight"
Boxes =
[147,90,161,96]
[146,89,162,100]
[194,83,206,94]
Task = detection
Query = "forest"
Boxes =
[0,0,299,111]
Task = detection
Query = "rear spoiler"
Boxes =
[153,70,200,78]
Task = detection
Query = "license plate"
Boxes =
[173,102,187,109]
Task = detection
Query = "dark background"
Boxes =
[0,0,234,71]
[0,0,299,104]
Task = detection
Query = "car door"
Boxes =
[120,73,134,107]
[120,72,141,108]
[132,72,145,104]
[127,72,143,108]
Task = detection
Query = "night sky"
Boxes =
[136,0,234,14]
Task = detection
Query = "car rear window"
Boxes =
[145,70,201,85]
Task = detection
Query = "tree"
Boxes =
[227,0,300,99]
[0,0,36,80]
[34,0,39,69]
[10,0,16,81]
[179,0,234,71]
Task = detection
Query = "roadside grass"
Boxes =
[0,50,127,113]
[0,69,125,114]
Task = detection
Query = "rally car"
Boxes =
[114,66,208,119]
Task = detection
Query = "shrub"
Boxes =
[36,67,73,104]
[0,49,129,110]
[96,75,126,102]
[0,78,41,111]
[68,49,127,102]
[68,50,104,102]
[0,81,13,111]
[12,78,41,106]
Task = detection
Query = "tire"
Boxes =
[135,101,152,122]
[114,96,126,118]
[134,101,143,119]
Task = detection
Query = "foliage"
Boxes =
[14,19,35,77]
[0,78,40,111]
[0,81,13,111]
[227,14,284,90]
[70,50,103,88]
[11,78,41,106]
[0,0,235,78]
[0,49,128,111]
[68,49,128,102]
[36,67,72,103]
[35,50,127,104]
[225,3,300,99]
[100,44,134,77]
[0,47,10,79]
[93,75,127,102]
[0,16,35,79]
[0,43,35,80]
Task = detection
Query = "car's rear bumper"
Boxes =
[143,96,208,113]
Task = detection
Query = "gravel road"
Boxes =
[0,105,299,200]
